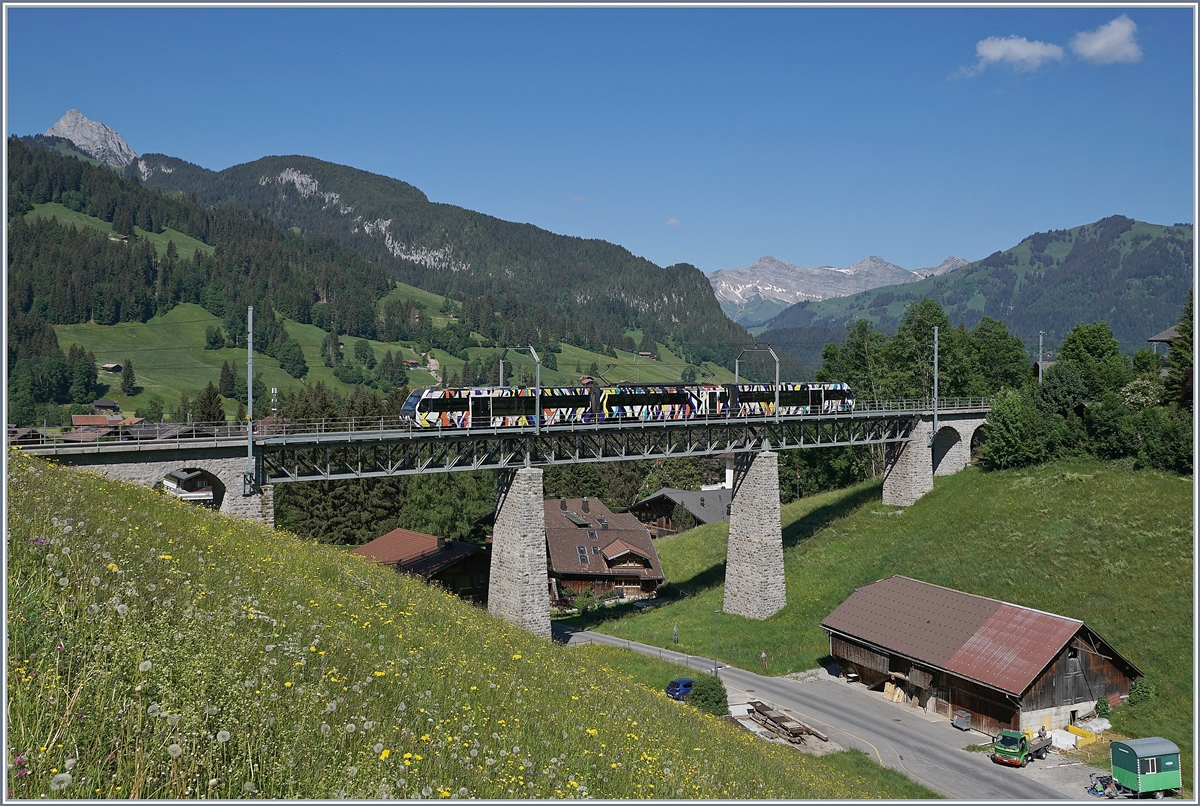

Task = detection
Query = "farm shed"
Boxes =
[1110,738,1181,796]
[352,528,490,604]
[821,576,1142,736]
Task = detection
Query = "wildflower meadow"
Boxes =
[6,450,935,799]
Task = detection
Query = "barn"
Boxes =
[821,576,1142,736]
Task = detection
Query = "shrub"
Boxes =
[687,673,729,717]
[1095,694,1111,717]
[1128,678,1158,706]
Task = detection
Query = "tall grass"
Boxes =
[5,451,936,799]
[593,458,1194,790]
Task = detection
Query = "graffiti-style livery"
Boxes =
[400,382,854,429]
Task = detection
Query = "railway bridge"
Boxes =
[17,399,988,637]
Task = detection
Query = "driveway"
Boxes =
[554,625,1109,800]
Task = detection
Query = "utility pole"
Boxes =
[246,306,254,490]
[712,609,720,676]
[931,326,939,444]
[1038,331,1045,385]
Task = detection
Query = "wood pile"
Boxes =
[746,701,828,745]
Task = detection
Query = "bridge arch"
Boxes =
[160,467,227,509]
[933,419,986,476]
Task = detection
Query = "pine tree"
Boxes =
[120,359,136,396]
[176,391,191,423]
[219,361,236,397]
[195,382,225,423]
[1167,287,1193,411]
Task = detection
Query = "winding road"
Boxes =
[554,625,1091,800]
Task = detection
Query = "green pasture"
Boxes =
[588,458,1194,791]
[5,452,937,800]
[26,202,213,262]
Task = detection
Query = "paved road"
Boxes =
[555,625,1074,800]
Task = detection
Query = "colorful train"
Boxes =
[399,382,854,429]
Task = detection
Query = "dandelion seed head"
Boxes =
[49,773,72,791]
[208,779,218,789]
[374,743,384,753]
[242,781,257,793]
[345,723,356,733]
[216,730,231,743]
[58,577,70,587]
[168,743,183,758]
[90,577,100,587]
[321,723,331,736]
[346,766,357,778]
[63,759,76,771]
[115,604,128,616]
[139,660,152,672]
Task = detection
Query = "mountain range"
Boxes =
[20,109,1193,375]
[707,254,968,327]
[760,215,1193,357]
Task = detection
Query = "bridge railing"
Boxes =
[11,398,990,449]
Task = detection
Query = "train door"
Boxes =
[705,388,720,418]
[810,386,824,414]
[469,395,492,428]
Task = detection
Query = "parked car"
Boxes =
[666,678,694,700]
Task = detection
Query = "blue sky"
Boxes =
[5,5,1195,273]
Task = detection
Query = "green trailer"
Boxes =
[1110,737,1181,798]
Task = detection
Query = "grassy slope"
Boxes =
[5,452,935,800]
[26,202,214,262]
[589,459,1193,790]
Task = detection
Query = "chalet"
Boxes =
[821,576,1141,735]
[5,427,43,446]
[402,359,422,370]
[93,400,121,413]
[352,527,490,604]
[626,487,732,536]
[636,351,657,360]
[545,497,664,601]
[162,469,216,505]
[101,363,123,374]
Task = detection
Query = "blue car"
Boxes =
[666,678,694,700]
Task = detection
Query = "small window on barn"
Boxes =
[1141,758,1159,775]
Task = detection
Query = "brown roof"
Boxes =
[72,414,124,426]
[60,426,116,442]
[600,538,651,562]
[1148,325,1179,343]
[544,498,664,581]
[351,528,482,578]
[821,576,1099,696]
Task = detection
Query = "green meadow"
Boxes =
[6,452,936,799]
[26,202,213,262]
[584,458,1194,792]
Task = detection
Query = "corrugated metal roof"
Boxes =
[821,576,1088,695]
[1113,738,1181,758]
[944,604,1079,695]
[821,576,1000,668]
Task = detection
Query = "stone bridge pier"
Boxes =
[48,450,274,526]
[883,413,987,507]
[488,467,551,639]
[723,450,786,620]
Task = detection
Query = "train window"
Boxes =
[543,395,590,409]
[490,396,538,416]
[777,391,808,407]
[736,390,777,404]
[426,396,469,412]
[607,392,690,408]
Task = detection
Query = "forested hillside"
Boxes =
[764,216,1193,354]
[134,152,767,369]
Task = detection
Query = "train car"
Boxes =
[399,381,854,428]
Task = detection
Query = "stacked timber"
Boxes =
[746,701,828,745]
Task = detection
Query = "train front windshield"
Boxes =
[400,390,424,418]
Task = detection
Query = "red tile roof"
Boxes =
[352,527,482,577]
[821,576,1098,696]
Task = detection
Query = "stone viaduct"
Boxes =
[33,410,985,638]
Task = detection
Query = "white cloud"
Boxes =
[1071,15,1142,64]
[965,35,1064,75]
[570,194,587,203]
[665,217,680,227]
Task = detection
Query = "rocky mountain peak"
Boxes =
[45,109,137,168]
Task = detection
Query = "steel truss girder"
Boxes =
[260,412,921,483]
